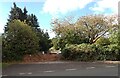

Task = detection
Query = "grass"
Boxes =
[0,62,12,68]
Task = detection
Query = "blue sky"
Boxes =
[0,0,119,38]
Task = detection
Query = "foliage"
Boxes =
[5,3,28,32]
[2,20,39,62]
[95,37,110,46]
[109,30,119,44]
[5,2,39,29]
[62,44,97,61]
[62,43,119,61]
[107,44,119,60]
[4,2,51,53]
[36,29,52,52]
[2,2,119,62]
[51,37,60,50]
[26,14,39,28]
[52,15,117,44]
[51,17,89,50]
[52,15,119,61]
[118,27,120,46]
[76,15,117,43]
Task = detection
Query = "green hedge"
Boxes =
[61,43,120,61]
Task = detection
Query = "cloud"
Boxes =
[42,0,94,16]
[90,0,120,14]
[48,31,56,39]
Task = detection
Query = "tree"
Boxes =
[22,7,28,21]
[76,15,117,44]
[52,15,117,51]
[4,2,51,53]
[8,3,23,21]
[5,2,28,32]
[52,17,89,42]
[6,2,39,29]
[2,20,39,61]
[36,29,51,53]
[5,3,39,32]
[51,17,90,50]
[26,14,39,28]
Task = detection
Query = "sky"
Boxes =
[0,0,120,38]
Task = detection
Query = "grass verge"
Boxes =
[0,63,12,68]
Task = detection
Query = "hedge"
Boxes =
[61,43,120,61]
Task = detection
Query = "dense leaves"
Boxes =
[95,37,110,46]
[2,20,39,62]
[36,29,51,52]
[62,44,119,61]
[26,14,39,28]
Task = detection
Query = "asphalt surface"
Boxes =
[2,61,119,76]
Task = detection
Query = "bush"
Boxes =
[62,44,98,61]
[61,43,120,61]
[2,20,39,62]
[95,37,110,46]
[107,44,119,60]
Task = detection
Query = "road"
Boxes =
[2,61,119,76]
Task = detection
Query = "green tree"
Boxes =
[26,14,39,28]
[5,3,39,32]
[2,20,39,62]
[36,29,51,53]
[5,2,28,32]
[51,17,89,50]
[4,2,51,53]
[22,7,28,21]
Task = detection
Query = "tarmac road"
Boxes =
[2,61,119,76]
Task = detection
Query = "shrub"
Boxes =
[61,43,120,61]
[95,37,110,46]
[62,44,99,61]
[107,44,119,60]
